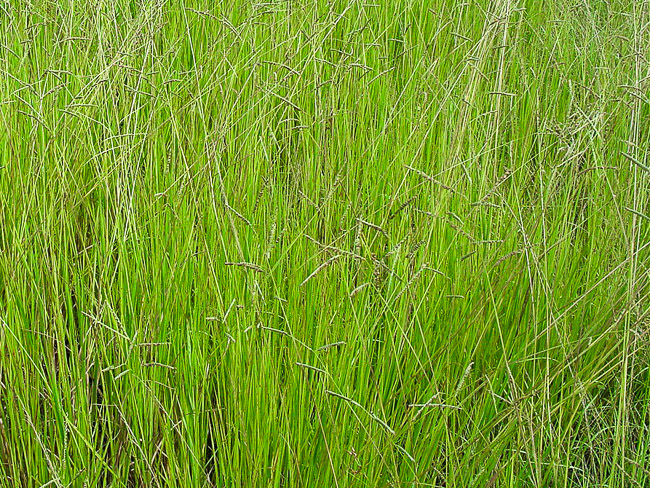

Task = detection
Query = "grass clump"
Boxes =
[0,0,649,486]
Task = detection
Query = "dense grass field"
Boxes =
[1,0,649,486]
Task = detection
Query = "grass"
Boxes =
[0,0,649,486]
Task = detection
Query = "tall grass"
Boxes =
[0,0,649,486]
